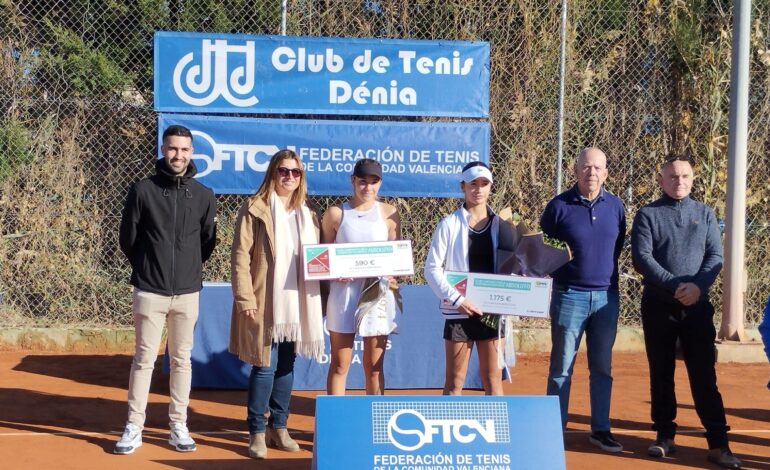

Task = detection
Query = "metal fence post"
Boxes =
[555,0,568,195]
[721,0,752,341]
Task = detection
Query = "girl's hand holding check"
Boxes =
[458,299,483,317]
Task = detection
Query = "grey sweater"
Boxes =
[631,195,723,303]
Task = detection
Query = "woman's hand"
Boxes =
[457,299,483,317]
[241,309,258,319]
[335,277,354,283]
[387,276,399,289]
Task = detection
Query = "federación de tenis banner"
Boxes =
[158,114,489,198]
[154,32,490,117]
[313,395,566,470]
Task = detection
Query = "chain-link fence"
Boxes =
[1,0,768,328]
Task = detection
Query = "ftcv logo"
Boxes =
[372,402,510,452]
[191,130,292,178]
[173,39,259,107]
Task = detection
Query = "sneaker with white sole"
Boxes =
[114,423,142,455]
[589,431,623,453]
[648,438,676,458]
[169,422,197,452]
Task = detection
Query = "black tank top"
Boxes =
[468,209,495,274]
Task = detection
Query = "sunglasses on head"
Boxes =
[277,167,302,178]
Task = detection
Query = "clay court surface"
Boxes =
[1,351,768,469]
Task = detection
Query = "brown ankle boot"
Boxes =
[248,432,266,459]
[266,427,300,452]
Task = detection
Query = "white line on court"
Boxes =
[566,429,770,435]
[1,429,769,437]
[0,430,250,437]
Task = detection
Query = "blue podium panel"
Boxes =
[313,395,565,470]
[190,282,250,388]
[170,283,483,390]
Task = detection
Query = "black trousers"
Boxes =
[640,291,730,449]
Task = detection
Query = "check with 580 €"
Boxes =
[445,271,552,317]
[303,240,414,280]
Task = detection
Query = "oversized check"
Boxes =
[445,271,552,318]
[303,240,414,280]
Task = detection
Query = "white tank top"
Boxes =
[335,201,389,243]
[325,201,391,334]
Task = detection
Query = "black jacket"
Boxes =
[119,158,217,295]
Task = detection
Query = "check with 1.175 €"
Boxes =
[444,271,552,318]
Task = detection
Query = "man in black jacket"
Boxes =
[114,125,216,455]
[632,155,740,469]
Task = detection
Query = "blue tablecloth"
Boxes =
[165,282,483,390]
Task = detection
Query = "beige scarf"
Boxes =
[270,192,324,360]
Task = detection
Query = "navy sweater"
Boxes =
[540,186,626,290]
[631,194,722,303]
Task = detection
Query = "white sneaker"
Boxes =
[114,423,142,454]
[169,422,197,452]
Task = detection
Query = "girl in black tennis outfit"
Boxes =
[424,161,504,395]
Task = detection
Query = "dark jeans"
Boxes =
[246,341,296,434]
[641,292,730,449]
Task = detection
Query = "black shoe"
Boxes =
[588,431,623,453]
[647,438,676,458]
[707,448,742,469]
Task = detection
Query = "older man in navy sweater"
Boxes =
[632,155,741,468]
[540,147,626,452]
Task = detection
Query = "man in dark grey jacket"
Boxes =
[632,155,740,469]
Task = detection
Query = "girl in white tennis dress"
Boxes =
[322,158,401,395]
[325,201,391,333]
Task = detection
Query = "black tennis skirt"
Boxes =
[443,315,502,342]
